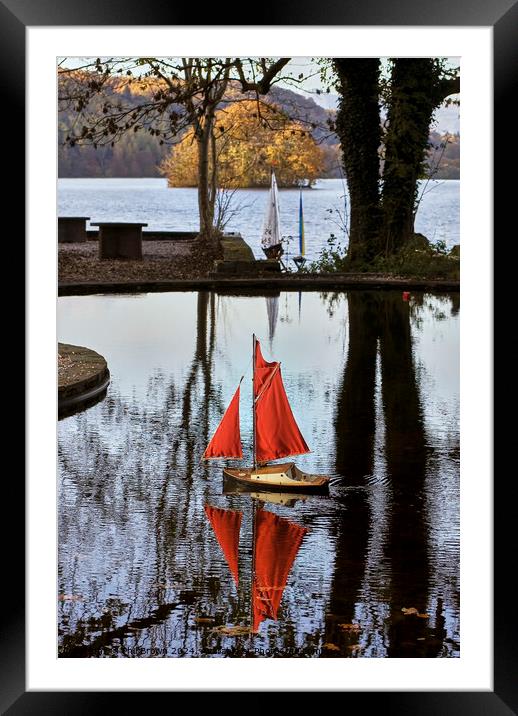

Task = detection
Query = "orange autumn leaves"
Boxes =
[159,100,324,189]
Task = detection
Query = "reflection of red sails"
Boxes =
[252,508,308,632]
[204,505,242,586]
[205,504,308,632]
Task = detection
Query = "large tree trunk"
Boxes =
[209,126,218,225]
[333,59,382,266]
[194,68,229,243]
[381,59,441,255]
[196,116,216,240]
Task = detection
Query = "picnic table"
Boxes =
[58,216,90,243]
[91,222,148,260]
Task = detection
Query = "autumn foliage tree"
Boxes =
[159,100,323,189]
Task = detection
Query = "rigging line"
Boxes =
[254,362,281,404]
[236,353,253,384]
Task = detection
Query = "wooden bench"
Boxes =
[58,216,90,243]
[91,222,148,260]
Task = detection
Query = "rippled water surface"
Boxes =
[58,290,459,657]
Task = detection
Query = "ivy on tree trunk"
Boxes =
[381,59,443,255]
[332,58,459,266]
[333,59,382,266]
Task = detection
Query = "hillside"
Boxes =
[58,76,459,180]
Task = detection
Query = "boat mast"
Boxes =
[252,333,257,470]
[249,498,257,634]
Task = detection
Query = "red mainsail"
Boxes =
[205,505,242,586]
[203,384,243,460]
[254,338,278,396]
[254,339,310,462]
[252,508,308,631]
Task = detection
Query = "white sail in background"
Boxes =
[261,172,282,250]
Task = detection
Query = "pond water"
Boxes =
[58,289,459,658]
[58,178,460,262]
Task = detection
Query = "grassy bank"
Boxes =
[308,235,460,281]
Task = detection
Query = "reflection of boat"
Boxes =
[250,491,308,507]
[223,476,310,507]
[203,335,329,493]
[204,501,308,632]
[265,294,279,345]
[261,172,284,260]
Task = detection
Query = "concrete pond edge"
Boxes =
[59,275,460,296]
[58,343,110,419]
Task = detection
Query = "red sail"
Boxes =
[254,339,278,397]
[203,384,243,460]
[252,508,308,631]
[254,340,310,462]
[205,505,242,586]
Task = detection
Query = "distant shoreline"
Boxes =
[58,175,461,184]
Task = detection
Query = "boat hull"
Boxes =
[223,462,329,494]
[262,243,284,260]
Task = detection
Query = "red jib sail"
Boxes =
[254,340,310,462]
[205,505,242,586]
[252,508,308,631]
[203,384,243,459]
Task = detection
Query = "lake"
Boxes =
[58,178,460,263]
[58,289,459,658]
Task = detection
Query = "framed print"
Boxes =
[10,0,507,710]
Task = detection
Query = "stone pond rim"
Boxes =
[58,274,460,296]
[58,342,110,419]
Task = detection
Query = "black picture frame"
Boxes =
[10,0,505,710]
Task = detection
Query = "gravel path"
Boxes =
[59,240,217,283]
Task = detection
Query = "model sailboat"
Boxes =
[261,171,284,260]
[205,502,308,632]
[202,335,329,493]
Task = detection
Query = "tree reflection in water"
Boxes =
[323,291,457,657]
[58,290,459,658]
